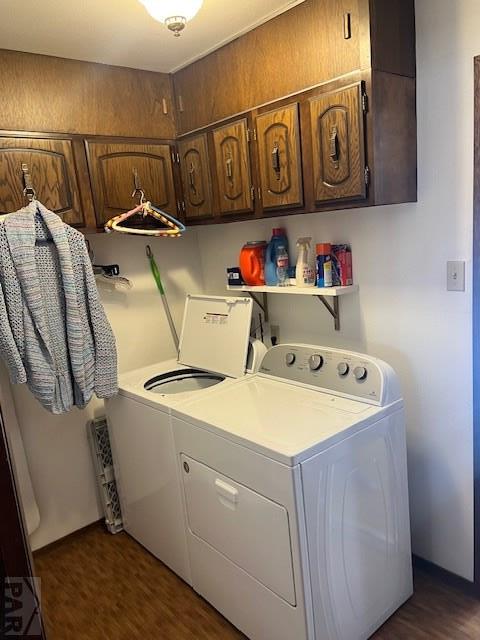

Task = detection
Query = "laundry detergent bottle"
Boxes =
[265,228,290,286]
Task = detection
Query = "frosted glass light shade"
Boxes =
[139,0,203,23]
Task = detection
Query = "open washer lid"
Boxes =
[178,294,253,378]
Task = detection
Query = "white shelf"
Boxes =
[227,284,358,297]
[226,284,358,331]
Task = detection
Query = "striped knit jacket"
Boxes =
[0,201,118,414]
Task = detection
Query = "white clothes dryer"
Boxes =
[106,294,256,584]
[172,343,413,640]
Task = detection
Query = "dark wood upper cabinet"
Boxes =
[173,0,415,136]
[173,0,362,134]
[0,134,94,228]
[0,0,416,230]
[86,140,177,226]
[308,83,366,203]
[0,50,176,140]
[255,103,303,211]
[212,119,254,216]
[177,134,213,219]
[169,0,416,222]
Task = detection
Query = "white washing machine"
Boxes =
[172,343,413,640]
[106,294,258,584]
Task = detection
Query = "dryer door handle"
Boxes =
[215,478,239,504]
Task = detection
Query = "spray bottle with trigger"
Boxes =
[295,237,316,287]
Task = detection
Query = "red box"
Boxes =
[332,244,353,286]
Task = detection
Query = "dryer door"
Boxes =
[181,454,296,605]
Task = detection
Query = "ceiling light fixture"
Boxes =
[138,0,203,37]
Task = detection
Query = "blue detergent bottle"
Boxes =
[265,228,290,286]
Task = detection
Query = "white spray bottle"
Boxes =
[295,237,316,287]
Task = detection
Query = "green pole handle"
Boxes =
[145,245,179,350]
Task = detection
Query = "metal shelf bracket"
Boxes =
[247,291,269,322]
[246,291,341,330]
[317,295,340,331]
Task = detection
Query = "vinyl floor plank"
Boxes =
[34,523,480,640]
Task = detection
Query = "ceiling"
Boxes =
[0,0,305,73]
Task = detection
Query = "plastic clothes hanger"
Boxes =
[94,271,133,291]
[85,239,133,291]
[105,170,185,237]
[105,200,185,237]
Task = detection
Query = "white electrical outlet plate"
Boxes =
[447,260,465,291]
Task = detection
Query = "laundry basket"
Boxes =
[88,417,123,534]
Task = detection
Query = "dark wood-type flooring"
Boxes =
[34,523,480,640]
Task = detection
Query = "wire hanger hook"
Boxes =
[21,163,37,202]
[131,168,146,206]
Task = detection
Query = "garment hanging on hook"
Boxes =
[0,200,118,414]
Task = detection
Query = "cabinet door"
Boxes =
[256,103,303,210]
[86,140,177,226]
[0,136,89,227]
[309,83,366,203]
[178,134,213,219]
[212,119,254,216]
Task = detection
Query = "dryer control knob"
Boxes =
[353,366,368,381]
[286,352,296,366]
[337,362,350,376]
[309,354,324,371]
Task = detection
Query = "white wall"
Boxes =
[0,363,40,536]
[195,0,478,580]
[11,231,203,551]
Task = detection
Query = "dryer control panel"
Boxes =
[259,344,401,406]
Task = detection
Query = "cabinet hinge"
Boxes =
[364,166,370,186]
[250,186,255,201]
[182,201,186,213]
[362,93,368,114]
[176,152,180,164]
[247,129,257,142]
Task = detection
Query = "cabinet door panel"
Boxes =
[212,119,253,216]
[0,136,87,226]
[256,103,303,210]
[178,134,213,219]
[309,83,366,203]
[173,0,361,134]
[86,141,176,226]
